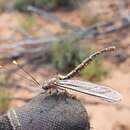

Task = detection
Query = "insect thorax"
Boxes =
[42,77,58,90]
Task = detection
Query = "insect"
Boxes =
[11,46,121,103]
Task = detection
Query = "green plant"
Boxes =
[14,0,33,10]
[51,41,86,72]
[34,0,59,10]
[14,0,75,11]
[0,88,10,113]
[35,0,75,10]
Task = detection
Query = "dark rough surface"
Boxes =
[0,114,13,130]
[1,92,90,130]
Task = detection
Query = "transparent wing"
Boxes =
[57,80,122,102]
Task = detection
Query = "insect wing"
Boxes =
[57,80,121,102]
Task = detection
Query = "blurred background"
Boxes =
[0,0,129,129]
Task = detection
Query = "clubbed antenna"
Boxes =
[60,46,116,80]
[12,60,41,87]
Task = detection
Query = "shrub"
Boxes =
[51,41,86,72]
[34,0,59,10]
[14,0,32,10]
[36,0,75,10]
[14,0,75,11]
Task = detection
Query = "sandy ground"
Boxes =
[84,70,130,130]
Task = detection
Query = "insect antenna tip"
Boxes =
[12,60,18,65]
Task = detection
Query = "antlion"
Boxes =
[11,46,121,103]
